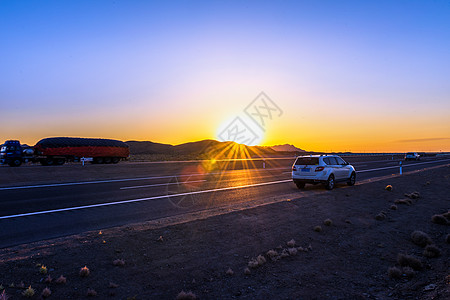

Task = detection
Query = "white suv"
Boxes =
[292,155,356,190]
[405,152,420,161]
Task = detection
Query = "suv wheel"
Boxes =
[325,174,335,190]
[295,182,305,189]
[347,172,356,186]
[9,159,22,167]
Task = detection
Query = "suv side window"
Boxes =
[323,157,330,165]
[327,157,338,165]
[335,157,347,165]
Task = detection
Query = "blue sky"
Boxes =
[1,0,449,151]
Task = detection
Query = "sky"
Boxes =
[1,0,449,152]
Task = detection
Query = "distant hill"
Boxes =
[126,139,279,159]
[271,144,305,152]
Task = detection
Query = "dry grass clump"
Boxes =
[388,266,402,279]
[431,214,449,225]
[375,212,386,221]
[286,239,296,247]
[113,259,125,267]
[410,230,432,247]
[44,275,52,284]
[323,219,333,226]
[226,268,234,276]
[109,282,119,288]
[22,286,35,298]
[41,287,51,298]
[248,255,266,268]
[55,275,67,284]
[385,185,393,191]
[0,290,8,300]
[280,249,290,258]
[176,290,197,300]
[402,266,416,278]
[80,266,90,277]
[390,205,398,210]
[404,191,420,199]
[423,245,441,258]
[39,265,48,274]
[86,288,97,297]
[157,235,164,242]
[257,255,266,265]
[313,226,322,232]
[266,249,279,261]
[394,199,412,205]
[244,267,251,275]
[397,253,423,270]
[288,248,298,256]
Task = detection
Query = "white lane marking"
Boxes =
[120,180,207,190]
[0,179,293,220]
[356,159,450,173]
[0,167,288,191]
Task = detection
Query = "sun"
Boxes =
[215,116,264,146]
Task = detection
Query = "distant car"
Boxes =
[405,152,420,161]
[291,155,356,190]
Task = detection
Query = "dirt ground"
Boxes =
[1,165,449,299]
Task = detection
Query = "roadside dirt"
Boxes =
[1,165,449,299]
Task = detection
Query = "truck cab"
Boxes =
[0,140,24,166]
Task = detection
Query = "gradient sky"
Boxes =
[1,0,449,152]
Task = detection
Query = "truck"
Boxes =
[0,137,130,167]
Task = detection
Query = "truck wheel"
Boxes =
[94,157,104,164]
[9,159,22,167]
[104,157,112,164]
[112,157,120,164]
[45,158,55,166]
[40,159,48,166]
[55,158,65,165]
[325,174,335,190]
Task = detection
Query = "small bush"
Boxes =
[41,287,51,298]
[394,199,412,205]
[397,253,423,270]
[431,214,448,225]
[226,268,234,276]
[248,258,259,268]
[390,205,398,210]
[176,290,197,300]
[44,275,52,284]
[323,219,333,226]
[55,275,67,284]
[256,255,266,265]
[375,213,386,221]
[113,259,125,267]
[404,192,420,199]
[288,248,298,256]
[39,265,48,274]
[314,226,322,232]
[86,288,97,297]
[385,185,393,191]
[244,267,251,275]
[423,245,441,258]
[80,266,90,277]
[411,231,432,247]
[157,235,164,242]
[286,239,296,247]
[280,249,290,258]
[388,266,401,279]
[266,249,279,261]
[22,286,35,298]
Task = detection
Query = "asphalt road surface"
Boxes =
[1,156,449,248]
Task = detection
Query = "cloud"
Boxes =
[395,138,450,143]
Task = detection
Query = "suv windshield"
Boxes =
[295,157,319,165]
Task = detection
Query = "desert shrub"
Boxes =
[385,185,393,191]
[388,267,401,279]
[79,266,90,277]
[280,249,289,258]
[410,231,432,247]
[323,219,333,226]
[256,255,266,265]
[244,267,251,275]
[314,226,322,232]
[86,288,97,297]
[375,213,386,221]
[390,205,398,210]
[404,192,420,199]
[288,248,298,256]
[39,265,48,274]
[109,282,119,288]
[176,290,197,300]
[55,275,67,284]
[226,268,234,276]
[286,239,296,247]
[248,258,259,268]
[394,199,412,205]
[41,287,51,298]
[44,275,52,283]
[113,259,125,267]
[22,286,35,298]
[431,214,448,225]
[397,253,423,270]
[266,249,279,260]
[297,246,304,252]
[423,245,441,258]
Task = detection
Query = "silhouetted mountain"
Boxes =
[271,144,305,152]
[126,139,279,159]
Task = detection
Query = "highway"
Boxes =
[1,156,449,248]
